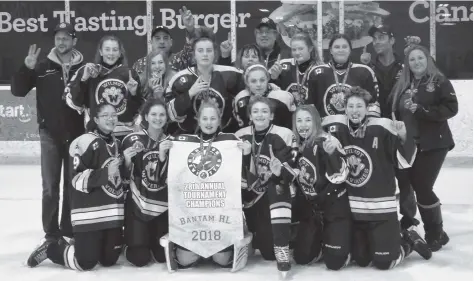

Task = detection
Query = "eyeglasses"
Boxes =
[98,114,118,119]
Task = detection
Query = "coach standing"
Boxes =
[10,23,85,254]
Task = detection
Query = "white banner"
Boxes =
[168,138,243,258]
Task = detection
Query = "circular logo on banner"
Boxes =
[254,155,272,193]
[95,78,128,115]
[323,83,352,115]
[141,151,165,192]
[287,83,308,105]
[187,145,222,179]
[344,145,373,187]
[297,157,317,195]
[192,88,225,116]
[101,157,124,198]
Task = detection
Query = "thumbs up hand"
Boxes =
[360,45,371,65]
[268,144,282,177]
[127,70,138,96]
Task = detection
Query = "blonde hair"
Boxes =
[290,33,323,65]
[196,99,222,133]
[390,44,445,112]
[292,105,324,148]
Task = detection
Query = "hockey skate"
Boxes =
[274,245,291,279]
[403,225,432,260]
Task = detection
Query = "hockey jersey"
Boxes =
[65,63,143,137]
[166,65,244,134]
[271,58,320,106]
[69,131,125,232]
[294,135,348,202]
[122,129,170,221]
[307,62,380,118]
[235,125,298,207]
[232,88,296,129]
[322,115,416,221]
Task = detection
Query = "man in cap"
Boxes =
[132,6,197,78]
[219,17,290,69]
[361,24,419,231]
[11,22,85,266]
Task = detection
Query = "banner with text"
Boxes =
[167,137,243,258]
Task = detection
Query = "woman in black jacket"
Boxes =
[391,44,458,252]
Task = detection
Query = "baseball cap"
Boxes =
[256,17,277,30]
[54,22,76,38]
[368,24,394,37]
[152,26,172,37]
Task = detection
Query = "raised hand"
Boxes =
[268,144,282,177]
[127,70,138,96]
[360,45,371,64]
[25,44,41,70]
[269,59,283,80]
[220,32,233,58]
[179,6,195,32]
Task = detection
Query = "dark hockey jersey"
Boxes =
[65,64,143,137]
[122,129,170,221]
[166,65,244,133]
[271,58,320,106]
[295,135,348,202]
[307,62,380,118]
[69,131,125,232]
[232,88,296,129]
[235,125,298,207]
[322,115,416,221]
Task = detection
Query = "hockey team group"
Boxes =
[9,5,458,278]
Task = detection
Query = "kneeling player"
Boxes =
[27,104,130,270]
[121,98,172,266]
[291,105,352,269]
[160,100,252,271]
[322,87,432,270]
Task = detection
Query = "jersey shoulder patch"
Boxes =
[69,133,100,157]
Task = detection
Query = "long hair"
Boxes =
[143,50,173,93]
[292,105,324,148]
[94,34,128,66]
[390,44,445,112]
[235,44,264,70]
[328,33,353,51]
[290,33,323,65]
[139,98,168,130]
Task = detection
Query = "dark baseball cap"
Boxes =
[256,17,277,30]
[368,24,394,37]
[152,26,172,37]
[54,22,76,38]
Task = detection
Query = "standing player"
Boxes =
[236,96,298,277]
[65,34,143,140]
[166,33,244,134]
[269,33,323,106]
[233,64,296,129]
[322,87,432,270]
[307,34,380,118]
[27,103,134,270]
[121,98,172,266]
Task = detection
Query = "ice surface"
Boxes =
[0,165,472,281]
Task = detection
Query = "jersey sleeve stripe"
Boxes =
[72,169,92,193]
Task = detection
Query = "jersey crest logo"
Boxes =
[297,157,317,196]
[101,157,124,198]
[253,155,272,193]
[286,83,308,106]
[187,145,222,179]
[192,88,225,116]
[324,84,352,115]
[344,145,373,188]
[95,79,128,115]
[141,151,165,192]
